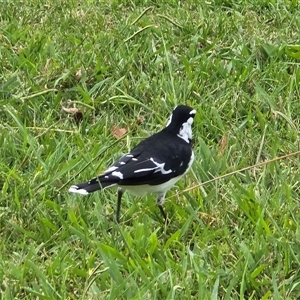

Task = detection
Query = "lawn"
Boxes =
[1,0,300,299]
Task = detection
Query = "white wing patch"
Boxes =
[111,171,123,179]
[132,158,172,175]
[105,166,118,173]
[150,158,172,174]
[134,167,157,173]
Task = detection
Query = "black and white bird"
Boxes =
[69,105,196,223]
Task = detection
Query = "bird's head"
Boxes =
[165,105,196,143]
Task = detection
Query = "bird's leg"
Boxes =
[116,188,124,223]
[157,193,168,223]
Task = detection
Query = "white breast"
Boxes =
[120,175,183,197]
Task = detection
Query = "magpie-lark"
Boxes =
[69,105,196,223]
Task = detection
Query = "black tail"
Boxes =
[69,176,118,195]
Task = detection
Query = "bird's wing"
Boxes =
[101,141,192,186]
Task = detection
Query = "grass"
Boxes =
[1,0,300,299]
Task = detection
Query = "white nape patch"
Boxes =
[177,116,194,143]
[189,109,196,115]
[120,162,126,165]
[134,167,156,173]
[131,158,138,161]
[105,166,118,173]
[150,158,172,174]
[112,171,123,179]
[69,186,89,195]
